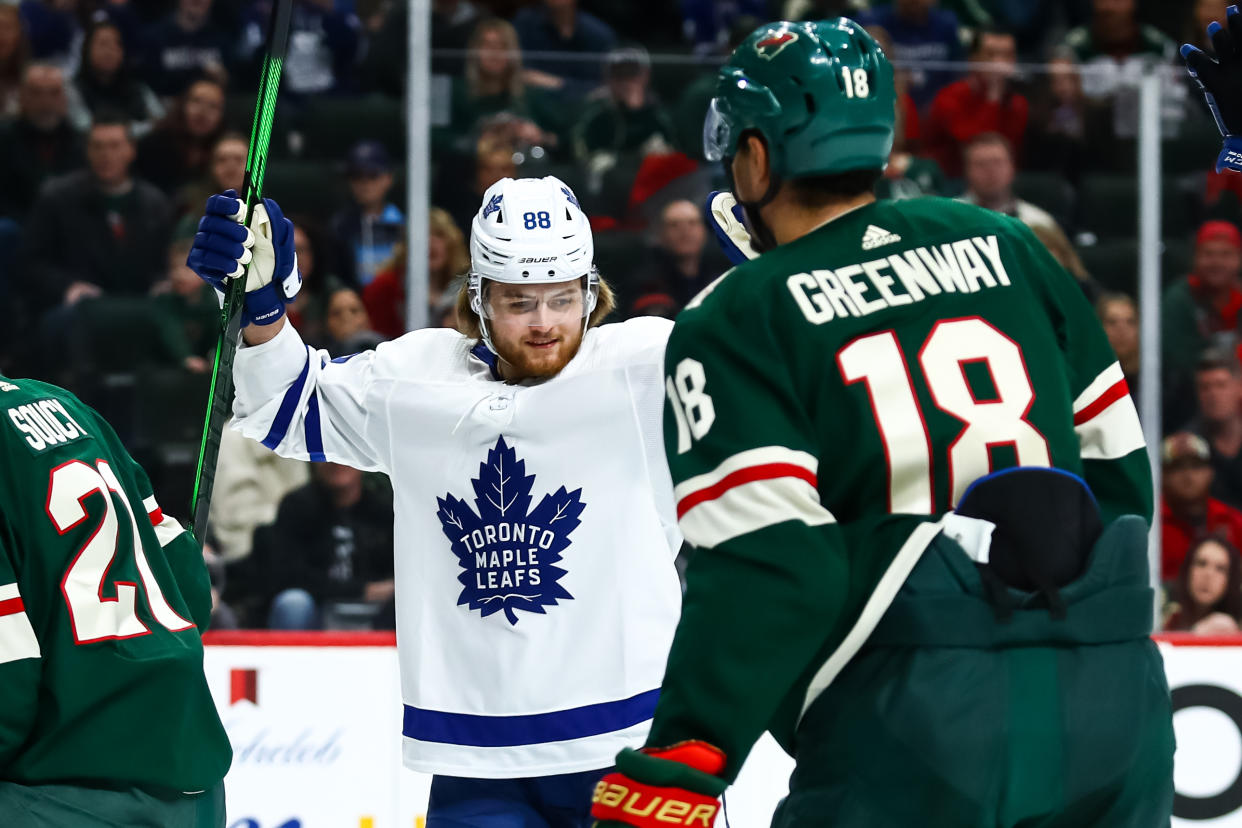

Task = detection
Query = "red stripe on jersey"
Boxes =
[148,507,163,526]
[677,463,818,519]
[1074,378,1129,426]
[0,596,25,617]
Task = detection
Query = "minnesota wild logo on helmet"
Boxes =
[703,18,896,178]
[754,30,798,59]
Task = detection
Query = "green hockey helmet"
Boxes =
[703,18,896,179]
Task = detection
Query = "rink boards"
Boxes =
[201,631,1242,828]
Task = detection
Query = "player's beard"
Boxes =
[493,323,585,381]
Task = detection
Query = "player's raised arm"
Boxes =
[187,191,390,472]
[1183,4,1242,173]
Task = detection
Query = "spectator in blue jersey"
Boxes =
[329,140,405,288]
[17,0,79,70]
[513,0,617,99]
[0,63,83,221]
[855,0,964,112]
[141,0,232,99]
[679,0,768,56]
[240,0,362,96]
[266,462,396,630]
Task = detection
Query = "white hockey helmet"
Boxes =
[468,176,599,351]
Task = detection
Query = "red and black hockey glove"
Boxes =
[591,741,728,828]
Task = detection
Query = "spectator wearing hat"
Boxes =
[1162,220,1242,408]
[513,0,617,98]
[328,140,405,288]
[1161,432,1242,582]
[570,45,673,163]
[1190,350,1242,510]
[923,26,1027,179]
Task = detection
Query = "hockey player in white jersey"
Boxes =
[186,177,682,827]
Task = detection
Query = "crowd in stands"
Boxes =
[1,0,1240,631]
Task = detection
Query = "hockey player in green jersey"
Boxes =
[591,18,1174,828]
[0,375,231,825]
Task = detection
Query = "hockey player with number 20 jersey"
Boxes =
[186,177,682,826]
[591,19,1175,828]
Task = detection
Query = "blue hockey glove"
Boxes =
[187,189,302,326]
[705,190,760,265]
[1182,5,1242,173]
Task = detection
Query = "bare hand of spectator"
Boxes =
[184,355,210,373]
[364,579,396,604]
[522,68,565,90]
[514,119,548,147]
[65,281,103,305]
[1192,611,1241,635]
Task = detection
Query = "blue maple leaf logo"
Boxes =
[482,193,503,219]
[435,436,584,625]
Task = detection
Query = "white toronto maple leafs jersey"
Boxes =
[230,317,682,777]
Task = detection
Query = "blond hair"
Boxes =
[429,207,471,294]
[466,18,524,102]
[455,274,617,340]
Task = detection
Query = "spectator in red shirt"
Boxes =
[923,26,1027,178]
[363,207,470,340]
[1162,220,1242,427]
[1161,432,1242,582]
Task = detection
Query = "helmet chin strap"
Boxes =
[725,157,782,254]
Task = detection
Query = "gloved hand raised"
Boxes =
[187,189,302,326]
[1182,5,1242,173]
[705,190,760,265]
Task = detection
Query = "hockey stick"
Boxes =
[189,0,293,542]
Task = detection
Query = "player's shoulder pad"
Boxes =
[368,327,477,382]
[584,316,674,368]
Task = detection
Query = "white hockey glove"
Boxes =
[705,190,761,264]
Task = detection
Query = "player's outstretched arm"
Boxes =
[186,192,389,472]
[1183,4,1242,173]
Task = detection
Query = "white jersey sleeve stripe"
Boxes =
[680,475,836,550]
[1073,362,1126,414]
[0,583,40,665]
[260,349,313,451]
[1076,394,1147,461]
[673,446,819,504]
[152,513,187,548]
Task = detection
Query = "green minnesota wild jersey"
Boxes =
[0,375,231,791]
[649,197,1153,781]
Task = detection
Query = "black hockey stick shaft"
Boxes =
[189,0,293,542]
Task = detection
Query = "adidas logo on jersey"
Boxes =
[861,224,902,250]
